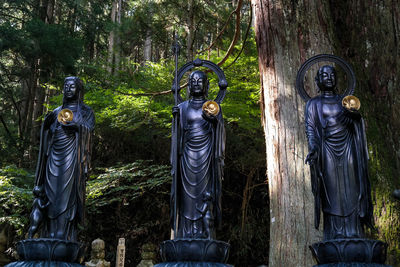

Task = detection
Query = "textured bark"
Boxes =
[30,0,55,159]
[186,0,195,61]
[107,0,117,74]
[114,0,122,73]
[144,29,152,62]
[252,1,332,265]
[253,0,400,265]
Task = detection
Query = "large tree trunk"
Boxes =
[114,0,122,73]
[252,0,400,266]
[186,0,195,61]
[107,0,122,74]
[107,0,117,74]
[143,29,152,62]
[29,0,55,161]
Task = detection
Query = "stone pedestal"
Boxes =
[310,239,391,267]
[155,239,232,267]
[5,261,84,267]
[5,238,84,267]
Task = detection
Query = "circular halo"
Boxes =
[295,54,356,102]
[171,58,228,104]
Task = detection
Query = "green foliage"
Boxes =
[0,0,266,265]
[86,160,170,209]
[84,160,172,265]
[0,165,34,236]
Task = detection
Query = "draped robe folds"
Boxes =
[305,94,373,240]
[171,100,225,239]
[35,103,94,241]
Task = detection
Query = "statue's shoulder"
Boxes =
[81,104,95,129]
[45,106,61,119]
[53,106,62,113]
[81,104,94,114]
[177,101,189,109]
[306,96,321,108]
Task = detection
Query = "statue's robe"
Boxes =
[171,99,225,239]
[305,93,373,240]
[35,102,94,241]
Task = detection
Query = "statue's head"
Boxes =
[63,76,83,102]
[203,191,212,201]
[33,185,44,198]
[315,65,337,92]
[91,238,106,260]
[188,70,209,97]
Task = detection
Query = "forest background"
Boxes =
[0,0,399,267]
[0,0,268,266]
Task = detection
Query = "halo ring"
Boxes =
[171,58,228,104]
[295,54,356,102]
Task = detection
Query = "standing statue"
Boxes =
[157,50,230,266]
[171,70,225,239]
[30,76,95,241]
[304,64,373,240]
[296,55,388,265]
[6,77,94,266]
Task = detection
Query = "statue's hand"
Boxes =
[202,112,217,122]
[347,108,361,120]
[305,147,318,165]
[172,106,179,116]
[61,121,79,130]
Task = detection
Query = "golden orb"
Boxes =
[202,101,220,116]
[342,95,361,111]
[57,109,74,124]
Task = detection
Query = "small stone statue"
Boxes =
[85,239,110,267]
[136,243,156,267]
[171,70,225,239]
[305,65,373,240]
[27,186,49,238]
[196,192,215,239]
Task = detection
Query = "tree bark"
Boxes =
[114,0,122,73]
[107,0,117,74]
[144,29,152,62]
[252,0,336,265]
[253,0,400,265]
[30,0,55,160]
[186,0,195,61]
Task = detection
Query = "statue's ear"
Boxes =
[314,75,321,92]
[188,76,192,92]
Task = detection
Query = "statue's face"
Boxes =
[63,80,77,100]
[318,66,336,91]
[189,71,207,96]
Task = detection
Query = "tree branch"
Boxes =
[0,114,16,145]
[215,0,244,67]
[197,9,236,54]
[114,89,171,97]
[224,3,252,70]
